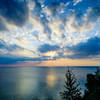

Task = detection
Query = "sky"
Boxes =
[0,0,100,66]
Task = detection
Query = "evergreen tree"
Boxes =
[83,68,100,100]
[60,69,81,100]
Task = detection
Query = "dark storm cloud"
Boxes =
[38,44,60,53]
[0,0,29,31]
[67,36,100,59]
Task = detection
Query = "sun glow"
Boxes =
[46,74,56,87]
[44,51,58,58]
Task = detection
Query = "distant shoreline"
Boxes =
[0,66,100,68]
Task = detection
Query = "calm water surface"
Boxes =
[0,66,99,100]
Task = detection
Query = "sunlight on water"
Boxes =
[46,74,56,87]
[0,66,98,100]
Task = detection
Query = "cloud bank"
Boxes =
[0,0,100,65]
[67,36,100,59]
[0,0,29,31]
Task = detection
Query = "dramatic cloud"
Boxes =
[38,44,60,53]
[87,7,100,22]
[67,36,100,59]
[0,0,29,31]
[0,54,55,64]
[0,0,100,65]
[30,0,52,39]
[0,39,23,52]
[0,40,54,64]
[0,56,27,64]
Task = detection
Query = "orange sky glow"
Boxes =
[1,58,100,67]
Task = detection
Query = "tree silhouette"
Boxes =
[83,68,100,100]
[60,69,81,100]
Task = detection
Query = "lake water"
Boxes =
[0,66,99,100]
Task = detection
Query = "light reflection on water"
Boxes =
[0,66,99,100]
[46,74,56,87]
